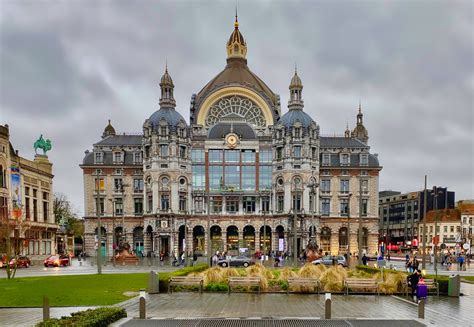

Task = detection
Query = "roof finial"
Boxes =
[295,62,297,75]
[108,119,111,125]
[358,100,362,114]
[234,6,239,29]
[165,60,168,73]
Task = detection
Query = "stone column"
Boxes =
[255,230,261,252]
[222,231,227,252]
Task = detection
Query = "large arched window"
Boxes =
[205,96,266,128]
[339,227,348,254]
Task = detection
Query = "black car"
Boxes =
[217,256,255,268]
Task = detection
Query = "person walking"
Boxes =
[159,251,165,266]
[362,253,368,266]
[458,253,465,271]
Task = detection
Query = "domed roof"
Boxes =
[279,109,314,128]
[160,66,174,87]
[102,120,116,138]
[227,20,246,47]
[290,71,302,88]
[148,107,187,128]
[195,58,277,105]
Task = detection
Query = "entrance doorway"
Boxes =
[159,236,170,256]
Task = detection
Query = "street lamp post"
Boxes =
[307,178,319,242]
[109,198,116,267]
[358,178,364,265]
[95,171,102,274]
[432,186,443,279]
[120,182,129,248]
[293,207,297,266]
[206,192,211,265]
[347,193,353,267]
[422,175,428,269]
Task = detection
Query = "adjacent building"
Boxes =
[81,17,382,258]
[379,187,455,246]
[0,124,57,260]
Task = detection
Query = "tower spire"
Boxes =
[235,6,238,28]
[159,64,176,108]
[288,67,304,110]
[226,11,247,60]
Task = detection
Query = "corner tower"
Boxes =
[351,102,369,144]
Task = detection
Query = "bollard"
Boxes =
[43,295,50,321]
[148,271,160,294]
[325,293,331,319]
[139,296,146,319]
[418,299,425,319]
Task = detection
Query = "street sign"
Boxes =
[463,243,470,250]
[440,243,447,249]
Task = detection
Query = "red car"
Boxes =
[9,256,31,268]
[44,255,70,267]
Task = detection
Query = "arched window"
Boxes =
[339,227,348,254]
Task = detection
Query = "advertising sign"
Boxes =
[278,238,284,251]
[10,167,22,218]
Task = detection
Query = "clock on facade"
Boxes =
[225,133,239,148]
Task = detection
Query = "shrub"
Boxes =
[36,307,126,327]
[205,283,229,292]
[159,264,209,290]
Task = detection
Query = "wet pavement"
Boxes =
[2,283,473,327]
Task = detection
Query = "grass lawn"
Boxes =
[0,273,149,307]
[462,276,474,282]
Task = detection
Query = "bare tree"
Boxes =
[0,207,26,279]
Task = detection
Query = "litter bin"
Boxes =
[448,274,461,297]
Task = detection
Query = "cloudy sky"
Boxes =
[1,0,473,216]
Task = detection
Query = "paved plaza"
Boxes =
[1,282,473,326]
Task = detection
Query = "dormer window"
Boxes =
[94,152,103,164]
[293,146,301,159]
[134,152,143,164]
[294,127,301,138]
[113,151,123,164]
[179,128,185,138]
[322,153,331,166]
[360,154,369,166]
[160,126,167,136]
[341,154,350,166]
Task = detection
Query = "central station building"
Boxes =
[81,17,382,258]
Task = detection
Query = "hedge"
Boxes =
[158,263,209,291]
[36,307,126,327]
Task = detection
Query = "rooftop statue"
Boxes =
[34,134,52,155]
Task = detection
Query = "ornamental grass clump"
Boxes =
[298,263,326,278]
[201,266,224,285]
[221,267,240,281]
[379,272,406,294]
[245,263,269,290]
[278,267,298,281]
[320,266,347,292]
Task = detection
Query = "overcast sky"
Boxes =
[1,0,473,216]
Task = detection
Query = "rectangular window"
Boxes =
[96,197,104,215]
[133,179,143,192]
[259,149,272,163]
[259,165,272,190]
[147,193,153,213]
[211,196,222,214]
[160,126,167,136]
[360,154,369,166]
[322,153,330,165]
[224,165,240,190]
[226,197,239,213]
[225,150,240,163]
[179,193,186,211]
[360,180,369,194]
[362,199,368,216]
[340,199,349,216]
[194,197,203,213]
[113,152,123,163]
[443,226,448,233]
[242,150,255,163]
[134,198,143,215]
[209,150,223,163]
[276,147,283,159]
[114,178,123,192]
[340,179,349,193]
[179,146,186,159]
[242,166,255,191]
[160,144,169,157]
[321,198,330,216]
[243,197,255,213]
[95,178,105,191]
[95,152,103,164]
[160,194,169,211]
[25,196,30,220]
[33,199,38,221]
[191,149,205,163]
[261,196,270,212]
[321,179,331,193]
[277,194,284,212]
[115,198,123,215]
[134,152,143,164]
[293,146,301,159]
[294,128,301,138]
[450,226,454,233]
[341,154,349,165]
[43,201,48,221]
[192,165,205,190]
[209,166,223,190]
[293,193,302,212]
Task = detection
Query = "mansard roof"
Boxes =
[82,151,142,166]
[320,136,368,148]
[94,134,143,147]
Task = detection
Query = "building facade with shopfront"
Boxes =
[81,17,382,259]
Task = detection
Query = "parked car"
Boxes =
[312,255,347,267]
[44,255,70,267]
[9,256,31,268]
[218,255,255,268]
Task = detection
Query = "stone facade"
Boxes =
[80,17,382,259]
[0,124,57,260]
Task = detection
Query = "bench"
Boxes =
[168,276,204,293]
[403,278,439,297]
[287,277,320,295]
[228,277,261,294]
[345,278,379,296]
[115,256,139,266]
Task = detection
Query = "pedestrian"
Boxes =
[193,252,198,266]
[362,253,368,266]
[212,253,218,267]
[407,269,421,299]
[413,256,419,271]
[159,251,164,266]
[458,254,465,271]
